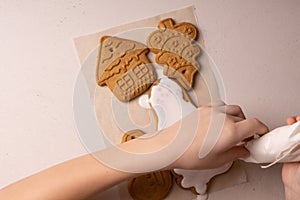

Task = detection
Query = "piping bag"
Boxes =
[242,121,300,168]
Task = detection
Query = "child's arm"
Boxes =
[0,105,268,200]
[0,153,132,200]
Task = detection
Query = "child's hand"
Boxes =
[121,103,269,171]
[282,115,300,200]
[286,116,300,125]
[170,104,269,170]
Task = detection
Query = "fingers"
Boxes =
[212,104,245,119]
[226,115,244,123]
[216,146,250,165]
[224,105,246,119]
[235,118,269,142]
[207,100,226,107]
[287,117,297,125]
[286,116,300,125]
[203,103,268,145]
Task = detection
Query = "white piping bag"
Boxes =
[242,121,300,168]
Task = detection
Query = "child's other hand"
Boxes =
[282,115,300,200]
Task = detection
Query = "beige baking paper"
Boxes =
[73,6,247,199]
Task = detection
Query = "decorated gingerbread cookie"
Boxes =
[172,163,232,200]
[96,36,157,102]
[158,18,198,40]
[147,18,201,90]
[139,77,195,130]
[128,171,173,200]
[121,129,174,200]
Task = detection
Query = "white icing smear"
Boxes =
[242,120,300,168]
[139,77,196,130]
[138,94,151,109]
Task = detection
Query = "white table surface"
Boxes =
[1,0,299,199]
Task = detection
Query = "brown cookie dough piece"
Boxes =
[147,18,200,90]
[97,36,157,102]
[121,130,173,200]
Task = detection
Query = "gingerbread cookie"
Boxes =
[171,171,198,195]
[156,50,199,91]
[147,18,200,90]
[172,163,232,200]
[121,130,173,200]
[158,18,198,40]
[128,171,173,200]
[96,36,157,102]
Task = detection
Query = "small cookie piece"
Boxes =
[147,18,200,90]
[121,130,173,200]
[97,36,156,102]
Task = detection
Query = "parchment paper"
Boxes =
[73,6,247,200]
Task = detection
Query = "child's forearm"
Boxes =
[0,105,268,200]
[0,124,176,200]
[0,153,135,200]
[0,123,177,200]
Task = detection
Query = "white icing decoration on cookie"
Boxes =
[138,77,232,199]
[242,121,300,168]
[174,162,232,198]
[138,94,151,109]
[149,77,195,129]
